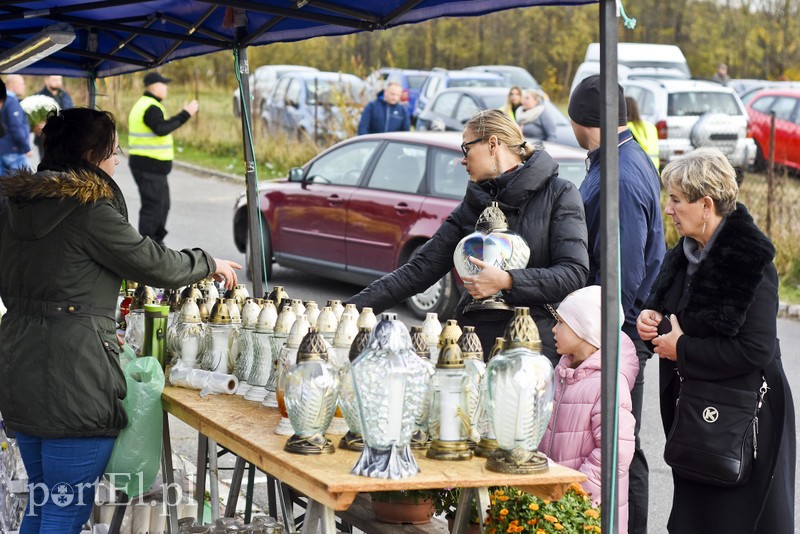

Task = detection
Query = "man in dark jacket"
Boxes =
[33,75,74,158]
[569,74,665,534]
[357,82,410,135]
[128,71,198,244]
[0,75,31,174]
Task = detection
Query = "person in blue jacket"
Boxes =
[357,81,410,135]
[0,75,31,175]
[568,74,665,534]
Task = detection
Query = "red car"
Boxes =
[232,132,587,318]
[746,88,800,171]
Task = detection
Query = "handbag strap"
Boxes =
[754,375,769,460]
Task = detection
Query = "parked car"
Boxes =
[622,78,756,171]
[233,65,320,118]
[738,81,800,106]
[261,71,367,141]
[413,69,506,125]
[745,88,800,172]
[415,87,579,147]
[365,68,430,113]
[465,65,540,89]
[232,132,587,318]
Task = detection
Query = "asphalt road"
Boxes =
[111,157,799,532]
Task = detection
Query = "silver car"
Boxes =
[623,79,756,171]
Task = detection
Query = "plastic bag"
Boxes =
[105,356,165,498]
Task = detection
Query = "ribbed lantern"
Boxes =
[350,314,432,479]
[245,300,280,404]
[409,325,436,450]
[275,315,310,436]
[124,285,158,356]
[337,327,371,451]
[284,328,340,455]
[485,308,554,473]
[421,312,442,364]
[474,337,506,458]
[201,298,233,374]
[174,298,206,367]
[426,339,472,461]
[233,298,262,397]
[326,299,345,321]
[457,326,486,448]
[304,300,321,328]
[453,201,531,314]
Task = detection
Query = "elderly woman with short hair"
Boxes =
[516,89,555,142]
[637,147,795,533]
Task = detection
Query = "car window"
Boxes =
[425,77,442,98]
[447,78,506,88]
[367,143,427,194]
[430,148,469,198]
[770,97,798,121]
[305,141,380,186]
[273,76,291,100]
[285,79,302,106]
[455,96,482,123]
[667,91,741,116]
[305,78,364,105]
[556,161,587,189]
[431,92,460,117]
[407,75,428,89]
[750,96,775,114]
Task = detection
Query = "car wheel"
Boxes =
[405,245,461,320]
[245,219,273,283]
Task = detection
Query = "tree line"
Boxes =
[156,1,798,103]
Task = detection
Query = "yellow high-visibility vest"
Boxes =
[627,120,660,171]
[128,95,174,161]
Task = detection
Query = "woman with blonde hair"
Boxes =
[499,85,522,119]
[516,88,555,142]
[637,148,795,533]
[347,109,589,362]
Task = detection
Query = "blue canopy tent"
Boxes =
[0,2,625,532]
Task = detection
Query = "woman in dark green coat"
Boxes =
[0,108,240,534]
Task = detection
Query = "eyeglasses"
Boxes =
[460,137,484,158]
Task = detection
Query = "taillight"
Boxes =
[401,89,409,102]
[656,120,668,140]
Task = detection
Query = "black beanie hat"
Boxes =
[568,74,627,128]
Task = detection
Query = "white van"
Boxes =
[570,43,691,94]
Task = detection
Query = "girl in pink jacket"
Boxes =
[539,285,639,534]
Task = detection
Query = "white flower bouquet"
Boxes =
[20,95,60,129]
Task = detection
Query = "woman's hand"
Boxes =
[652,314,683,361]
[636,309,663,341]
[212,258,242,290]
[461,256,512,300]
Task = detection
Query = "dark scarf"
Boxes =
[644,203,775,336]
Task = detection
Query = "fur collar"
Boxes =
[0,168,114,204]
[645,203,775,336]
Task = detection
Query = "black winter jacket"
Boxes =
[644,204,795,534]
[0,165,214,438]
[346,147,589,362]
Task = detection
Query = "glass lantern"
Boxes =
[474,337,506,458]
[356,307,377,330]
[350,314,431,479]
[275,314,309,436]
[340,303,359,324]
[421,312,442,364]
[457,326,486,447]
[453,201,531,314]
[289,299,305,319]
[331,309,358,371]
[326,299,344,321]
[245,301,281,403]
[124,285,158,356]
[233,298,262,396]
[337,326,371,451]
[304,300,320,327]
[224,284,249,310]
[267,285,289,312]
[175,298,206,368]
[485,307,554,474]
[259,306,295,407]
[226,299,243,375]
[409,325,435,450]
[201,298,234,374]
[315,306,338,346]
[284,328,340,455]
[426,338,472,461]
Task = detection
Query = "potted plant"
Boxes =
[370,489,444,524]
[484,484,602,533]
[440,488,482,534]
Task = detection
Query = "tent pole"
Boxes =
[599,1,621,533]
[87,74,97,109]
[236,39,265,299]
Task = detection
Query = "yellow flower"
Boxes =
[491,499,497,506]
[584,509,600,519]
[570,482,587,495]
[537,529,546,534]
[495,489,505,496]
[544,514,558,523]
[528,519,537,525]
[509,520,518,526]
[498,495,510,502]
[594,527,602,533]
[555,524,564,531]
[499,509,509,516]
[528,503,539,511]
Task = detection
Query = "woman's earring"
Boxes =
[701,219,707,237]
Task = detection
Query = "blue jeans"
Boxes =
[0,153,30,175]
[15,432,115,534]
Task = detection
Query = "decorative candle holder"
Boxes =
[421,312,442,364]
[426,338,472,461]
[350,314,431,479]
[485,308,554,474]
[275,314,310,436]
[246,301,280,403]
[326,299,344,321]
[453,201,531,314]
[261,306,295,407]
[475,337,506,458]
[409,326,435,450]
[340,303,359,323]
[124,285,158,356]
[356,307,377,330]
[201,299,234,374]
[226,299,243,375]
[233,298,262,396]
[224,284,249,309]
[175,298,206,368]
[316,306,338,346]
[289,299,305,319]
[304,300,321,327]
[284,328,339,455]
[458,326,486,448]
[267,285,289,312]
[337,327,370,451]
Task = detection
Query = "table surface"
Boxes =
[162,386,586,511]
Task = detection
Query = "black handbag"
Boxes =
[663,373,768,487]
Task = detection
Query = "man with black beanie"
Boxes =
[569,74,665,534]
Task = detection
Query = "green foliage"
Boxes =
[485,485,601,534]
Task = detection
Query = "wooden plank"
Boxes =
[162,386,585,511]
[338,494,450,534]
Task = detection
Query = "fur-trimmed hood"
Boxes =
[0,167,127,240]
[644,203,775,336]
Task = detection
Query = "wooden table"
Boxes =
[162,386,586,533]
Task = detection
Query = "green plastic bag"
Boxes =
[105,356,165,498]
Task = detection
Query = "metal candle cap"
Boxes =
[437,319,463,349]
[457,326,483,360]
[489,337,507,359]
[131,285,158,310]
[256,299,278,332]
[267,285,289,309]
[436,338,465,369]
[296,328,330,362]
[273,306,297,334]
[380,312,398,322]
[503,307,542,351]
[348,326,371,362]
[209,297,233,324]
[164,288,182,311]
[197,298,210,322]
[316,306,338,336]
[180,284,203,304]
[179,298,202,323]
[475,201,509,233]
[409,326,430,359]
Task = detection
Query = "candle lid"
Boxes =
[437,319,462,349]
[179,298,202,323]
[348,326,371,362]
[267,285,289,309]
[296,328,330,362]
[457,326,483,360]
[436,338,465,369]
[475,201,509,233]
[409,326,430,359]
[488,337,507,359]
[209,298,232,324]
[503,307,542,351]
